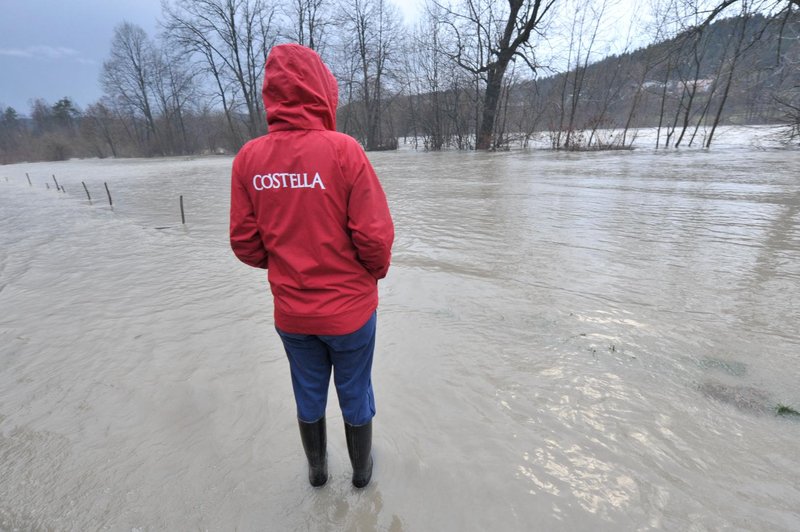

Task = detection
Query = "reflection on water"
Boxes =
[1,129,799,530]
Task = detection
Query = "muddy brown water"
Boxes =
[1,128,799,530]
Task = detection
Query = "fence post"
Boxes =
[180,195,186,224]
[52,174,60,191]
[104,182,113,206]
[26,173,32,186]
[82,181,92,202]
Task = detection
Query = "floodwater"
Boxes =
[1,126,799,530]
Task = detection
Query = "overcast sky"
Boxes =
[0,0,165,113]
[0,0,425,114]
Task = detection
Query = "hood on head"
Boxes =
[262,44,338,132]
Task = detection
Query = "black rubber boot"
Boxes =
[298,417,328,487]
[345,420,373,488]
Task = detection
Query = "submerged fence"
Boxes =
[3,172,188,226]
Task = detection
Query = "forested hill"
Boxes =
[596,13,798,87]
[492,12,800,149]
[365,11,800,151]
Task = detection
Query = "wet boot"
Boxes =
[298,417,328,487]
[344,420,373,488]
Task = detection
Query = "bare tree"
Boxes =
[550,0,609,149]
[338,0,404,150]
[403,2,460,150]
[705,7,765,146]
[772,7,800,143]
[162,0,279,147]
[284,0,332,53]
[82,102,121,157]
[673,33,707,147]
[698,0,799,27]
[102,23,161,152]
[151,48,198,154]
[433,0,558,150]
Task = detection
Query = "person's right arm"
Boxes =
[345,142,394,279]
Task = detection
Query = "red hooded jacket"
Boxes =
[230,44,394,335]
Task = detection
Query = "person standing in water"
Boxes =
[229,44,394,488]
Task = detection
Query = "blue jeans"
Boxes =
[276,312,377,426]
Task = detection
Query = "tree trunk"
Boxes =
[476,62,508,150]
[707,15,750,148]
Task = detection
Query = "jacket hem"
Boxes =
[275,302,378,336]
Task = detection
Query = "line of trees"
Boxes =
[1,0,799,164]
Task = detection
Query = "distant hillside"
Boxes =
[521,12,800,140]
[372,11,800,151]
